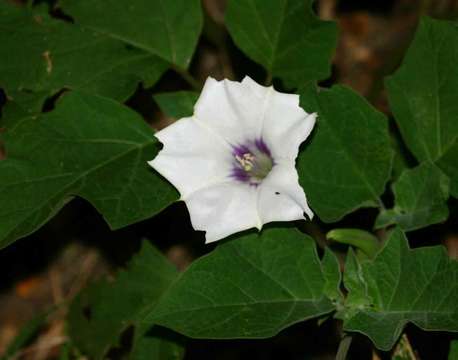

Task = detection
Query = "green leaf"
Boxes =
[0,2,168,104]
[148,227,337,338]
[68,241,180,359]
[327,228,380,259]
[130,328,184,360]
[0,89,48,122]
[298,85,393,222]
[386,17,458,162]
[437,139,458,198]
[61,0,203,68]
[322,248,343,302]
[342,249,370,313]
[0,91,178,249]
[390,134,410,181]
[153,91,198,119]
[449,340,458,360]
[0,91,49,130]
[343,228,458,351]
[375,162,450,231]
[226,0,337,87]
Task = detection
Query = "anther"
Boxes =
[235,153,255,171]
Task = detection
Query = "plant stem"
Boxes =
[377,197,386,211]
[264,73,273,86]
[172,65,202,91]
[336,335,353,360]
[302,220,328,249]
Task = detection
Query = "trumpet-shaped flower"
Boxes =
[148,76,316,243]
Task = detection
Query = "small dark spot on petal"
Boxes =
[275,192,280,195]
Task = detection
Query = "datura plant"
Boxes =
[0,0,457,359]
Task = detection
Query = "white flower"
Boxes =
[148,76,316,243]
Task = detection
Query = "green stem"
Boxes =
[336,335,353,360]
[302,220,328,249]
[377,197,386,211]
[172,65,202,91]
[264,73,273,86]
[420,0,432,15]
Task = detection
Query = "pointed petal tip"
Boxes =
[146,158,156,168]
[305,208,314,221]
[204,232,220,244]
[308,112,318,122]
[241,74,255,83]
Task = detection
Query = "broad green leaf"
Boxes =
[437,139,458,198]
[0,91,178,249]
[375,162,450,231]
[0,91,48,130]
[153,91,198,119]
[61,0,203,69]
[148,227,337,338]
[68,241,180,359]
[386,17,458,162]
[343,228,458,351]
[298,85,393,222]
[0,2,168,105]
[226,0,337,87]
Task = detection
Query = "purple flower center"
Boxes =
[231,138,274,186]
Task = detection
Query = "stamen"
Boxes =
[235,153,255,171]
[231,140,274,186]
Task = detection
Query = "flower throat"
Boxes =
[232,139,274,186]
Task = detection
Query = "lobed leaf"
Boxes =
[68,241,182,359]
[343,228,458,350]
[298,85,393,222]
[375,162,450,231]
[148,227,338,338]
[386,17,458,163]
[226,0,337,87]
[0,91,178,249]
[153,91,199,119]
[0,2,168,105]
[61,0,203,68]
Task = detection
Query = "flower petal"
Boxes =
[194,77,266,145]
[261,91,317,161]
[184,182,261,243]
[241,76,270,99]
[257,162,313,225]
[148,117,232,198]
